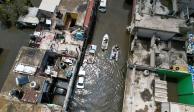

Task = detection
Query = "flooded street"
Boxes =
[70,0,131,111]
[0,28,31,89]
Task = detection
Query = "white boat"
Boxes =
[110,45,119,61]
[101,34,109,50]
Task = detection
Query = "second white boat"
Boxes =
[101,34,109,50]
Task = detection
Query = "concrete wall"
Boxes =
[136,28,176,40]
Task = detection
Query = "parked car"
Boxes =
[76,76,85,89]
[89,44,97,55]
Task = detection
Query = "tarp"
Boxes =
[14,64,37,75]
[16,75,29,85]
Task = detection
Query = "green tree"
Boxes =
[0,0,31,27]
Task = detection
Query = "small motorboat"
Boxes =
[110,45,119,61]
[101,34,109,50]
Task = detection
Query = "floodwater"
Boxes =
[70,57,125,112]
[69,0,131,111]
[0,26,31,90]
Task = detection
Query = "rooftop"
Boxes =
[135,14,185,33]
[124,36,194,111]
[0,95,53,112]
[58,0,88,26]
[14,47,46,67]
[39,0,61,12]
[0,46,71,110]
[32,30,83,57]
[134,0,186,33]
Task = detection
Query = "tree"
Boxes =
[0,0,31,27]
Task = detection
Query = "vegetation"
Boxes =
[0,0,32,27]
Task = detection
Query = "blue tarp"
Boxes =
[75,32,84,40]
[16,75,29,85]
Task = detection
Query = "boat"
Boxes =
[110,45,119,61]
[101,34,109,50]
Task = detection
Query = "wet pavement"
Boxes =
[0,28,31,90]
[70,0,131,111]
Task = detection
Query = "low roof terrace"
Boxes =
[134,0,186,33]
[58,0,88,26]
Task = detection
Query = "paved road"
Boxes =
[69,0,131,111]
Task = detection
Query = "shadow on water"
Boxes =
[0,48,3,55]
[123,0,132,10]
[123,0,133,25]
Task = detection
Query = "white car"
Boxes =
[76,76,85,89]
[89,44,97,54]
[78,68,85,76]
[101,34,109,50]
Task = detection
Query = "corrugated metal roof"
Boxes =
[39,0,61,12]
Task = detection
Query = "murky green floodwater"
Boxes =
[0,27,31,89]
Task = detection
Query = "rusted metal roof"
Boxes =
[21,89,39,104]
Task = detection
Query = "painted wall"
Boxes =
[179,94,194,105]
[157,69,194,105]
[177,75,193,95]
